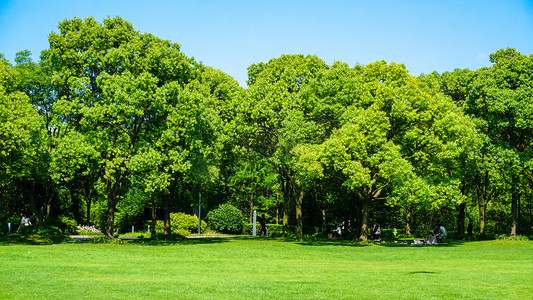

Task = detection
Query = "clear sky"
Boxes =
[1,0,532,87]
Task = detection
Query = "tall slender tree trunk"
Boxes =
[295,189,303,236]
[249,164,255,223]
[405,206,412,236]
[456,202,466,235]
[479,203,487,234]
[249,194,254,223]
[163,192,171,235]
[510,189,519,237]
[281,175,289,234]
[276,194,279,225]
[151,203,157,238]
[282,201,288,234]
[359,197,370,241]
[84,187,93,225]
[321,208,327,233]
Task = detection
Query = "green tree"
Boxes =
[42,17,199,238]
[466,48,533,236]
[235,55,328,235]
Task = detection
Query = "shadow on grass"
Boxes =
[1,233,470,248]
[264,236,468,248]
[0,234,233,246]
[407,271,440,275]
[0,234,75,245]
[376,239,466,247]
[238,235,371,247]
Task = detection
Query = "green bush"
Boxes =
[495,234,531,241]
[0,215,21,235]
[205,204,245,234]
[155,212,207,235]
[18,225,62,235]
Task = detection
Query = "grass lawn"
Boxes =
[1,237,532,299]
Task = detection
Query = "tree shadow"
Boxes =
[377,239,466,247]
[0,234,234,246]
[269,237,467,248]
[407,271,439,275]
[0,234,75,245]
[256,236,371,247]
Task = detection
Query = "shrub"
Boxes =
[0,215,21,235]
[17,225,62,235]
[155,212,207,235]
[496,234,531,241]
[205,204,245,234]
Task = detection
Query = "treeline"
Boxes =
[1,17,532,239]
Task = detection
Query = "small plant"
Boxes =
[77,225,104,236]
[205,203,245,234]
[155,212,207,235]
[59,217,78,234]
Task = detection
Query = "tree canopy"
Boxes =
[1,17,531,240]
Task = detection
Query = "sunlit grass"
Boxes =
[0,237,532,299]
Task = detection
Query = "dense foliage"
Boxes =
[205,203,245,234]
[155,212,206,235]
[1,17,532,240]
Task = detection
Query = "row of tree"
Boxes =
[1,17,532,239]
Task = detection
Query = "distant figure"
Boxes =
[467,220,473,236]
[258,214,268,236]
[425,234,438,245]
[332,225,342,239]
[17,213,31,233]
[434,222,446,242]
[371,224,381,241]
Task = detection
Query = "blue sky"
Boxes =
[1,0,532,87]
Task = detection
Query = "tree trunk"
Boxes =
[249,165,255,223]
[85,187,93,225]
[276,194,279,225]
[163,193,171,235]
[151,203,157,238]
[295,189,303,236]
[456,202,466,235]
[249,194,254,223]
[479,203,487,234]
[25,180,43,228]
[321,208,327,233]
[44,181,54,226]
[510,189,519,237]
[359,197,370,241]
[405,207,412,236]
[282,201,288,234]
[106,198,116,239]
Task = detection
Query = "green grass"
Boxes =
[0,237,532,299]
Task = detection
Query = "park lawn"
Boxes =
[0,238,532,299]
